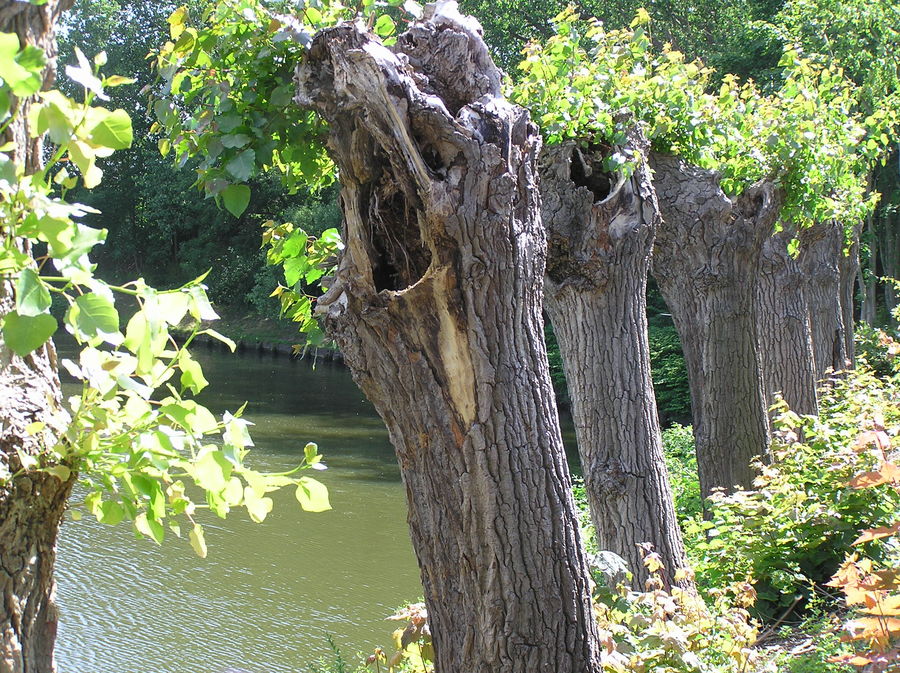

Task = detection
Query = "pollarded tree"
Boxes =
[151,3,604,671]
[518,11,874,502]
[511,10,689,589]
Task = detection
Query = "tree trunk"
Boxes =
[0,2,75,672]
[540,139,689,590]
[879,210,897,322]
[840,221,861,368]
[861,210,878,325]
[755,224,818,417]
[649,152,780,501]
[295,9,602,673]
[800,220,849,378]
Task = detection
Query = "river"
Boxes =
[54,341,578,673]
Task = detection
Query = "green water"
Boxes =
[55,345,423,673]
[54,341,580,673]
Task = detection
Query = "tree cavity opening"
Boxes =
[569,145,613,203]
[367,162,432,293]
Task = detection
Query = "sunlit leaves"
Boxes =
[512,9,881,233]
[0,32,45,98]
[2,312,57,356]
[1,35,330,560]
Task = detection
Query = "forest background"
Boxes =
[63,0,895,431]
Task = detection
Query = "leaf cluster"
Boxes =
[684,368,900,620]
[511,7,890,230]
[0,35,329,558]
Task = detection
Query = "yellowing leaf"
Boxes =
[853,522,900,545]
[189,523,207,558]
[296,476,331,512]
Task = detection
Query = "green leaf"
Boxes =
[199,328,235,352]
[98,500,124,526]
[71,293,119,340]
[134,512,165,544]
[243,487,274,523]
[224,148,255,182]
[179,350,209,394]
[221,183,251,217]
[0,34,45,97]
[189,523,208,558]
[2,311,56,355]
[375,14,396,37]
[88,109,133,150]
[194,449,233,493]
[16,268,51,316]
[296,476,331,512]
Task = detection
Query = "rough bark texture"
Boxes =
[650,152,781,501]
[0,2,75,672]
[755,225,818,417]
[799,221,849,378]
[840,221,861,367]
[540,139,689,589]
[295,7,602,673]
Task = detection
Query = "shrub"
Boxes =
[594,548,762,673]
[684,368,900,620]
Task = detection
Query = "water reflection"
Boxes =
[56,345,420,673]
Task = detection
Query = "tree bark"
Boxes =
[649,152,781,501]
[540,139,689,590]
[840,221,861,368]
[799,220,849,378]
[295,8,602,673]
[755,224,818,417]
[0,2,75,672]
[879,210,898,322]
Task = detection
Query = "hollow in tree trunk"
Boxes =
[0,1,75,672]
[540,138,689,590]
[649,152,781,502]
[295,8,602,673]
[755,224,818,418]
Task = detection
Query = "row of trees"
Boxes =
[0,0,897,672]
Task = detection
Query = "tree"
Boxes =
[513,12,689,588]
[152,3,604,671]
[0,2,75,669]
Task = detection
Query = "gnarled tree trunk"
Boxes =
[650,152,781,501]
[0,1,75,672]
[755,224,818,418]
[296,8,602,673]
[540,139,689,589]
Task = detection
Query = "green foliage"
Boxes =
[661,424,701,523]
[593,554,761,673]
[649,324,691,425]
[684,368,900,619]
[0,35,328,556]
[511,7,885,232]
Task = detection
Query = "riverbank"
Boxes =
[176,309,345,363]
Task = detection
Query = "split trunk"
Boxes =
[296,10,602,673]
